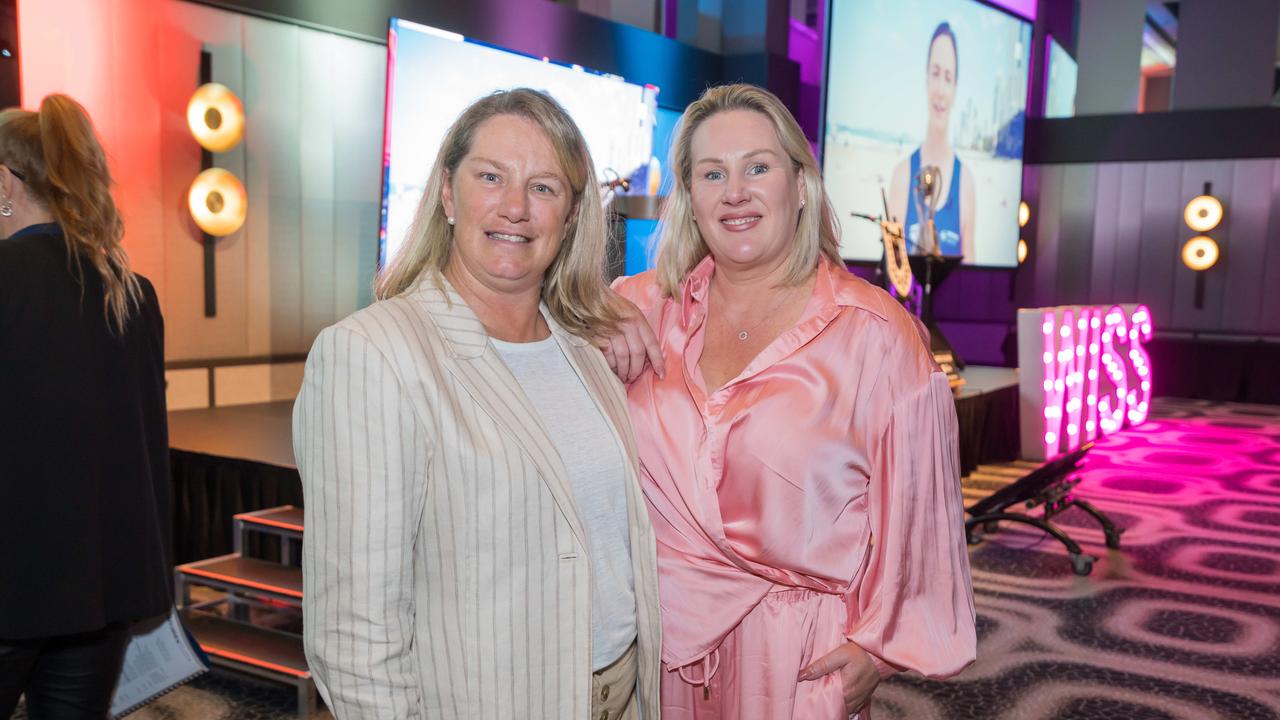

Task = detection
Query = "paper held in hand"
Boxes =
[110,609,208,718]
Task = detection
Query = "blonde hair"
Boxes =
[655,83,842,296]
[0,94,140,334]
[376,88,620,338]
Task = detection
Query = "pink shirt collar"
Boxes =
[677,253,892,329]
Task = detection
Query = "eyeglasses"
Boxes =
[8,168,25,182]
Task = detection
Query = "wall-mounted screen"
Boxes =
[380,19,661,267]
[1045,35,1078,119]
[822,0,1032,267]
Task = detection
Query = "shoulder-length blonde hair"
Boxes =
[376,88,620,338]
[655,83,842,296]
[0,94,140,334]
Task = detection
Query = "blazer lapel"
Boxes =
[410,279,588,552]
[548,323,639,473]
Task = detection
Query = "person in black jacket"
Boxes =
[0,94,171,719]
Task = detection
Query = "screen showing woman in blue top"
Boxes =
[822,0,1031,267]
[888,22,974,258]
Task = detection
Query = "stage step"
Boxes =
[177,553,302,604]
[233,505,304,560]
[184,610,319,718]
[236,505,304,534]
[185,610,310,679]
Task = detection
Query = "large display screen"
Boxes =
[380,19,661,266]
[823,0,1032,267]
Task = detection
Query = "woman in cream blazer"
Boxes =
[294,90,660,719]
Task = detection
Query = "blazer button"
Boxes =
[599,712,609,720]
[601,684,610,701]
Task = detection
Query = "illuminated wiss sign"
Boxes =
[1017,305,1153,461]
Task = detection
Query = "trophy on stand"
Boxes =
[854,177,965,392]
[851,189,915,305]
[908,165,965,389]
[881,219,913,302]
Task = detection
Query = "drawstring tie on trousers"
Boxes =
[676,648,721,699]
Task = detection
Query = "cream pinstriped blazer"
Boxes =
[293,278,661,719]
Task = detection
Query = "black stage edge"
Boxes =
[954,378,1020,477]
[170,450,301,564]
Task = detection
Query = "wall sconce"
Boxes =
[1181,235,1219,272]
[1183,193,1222,233]
[187,82,245,153]
[1017,201,1030,264]
[1182,182,1222,309]
[188,52,247,318]
[188,168,247,237]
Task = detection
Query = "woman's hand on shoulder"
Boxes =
[598,293,665,384]
[797,641,879,717]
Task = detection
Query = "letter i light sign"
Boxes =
[1017,305,1153,461]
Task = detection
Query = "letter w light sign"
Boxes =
[1017,305,1153,461]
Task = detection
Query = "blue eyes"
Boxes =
[478,173,557,195]
[703,164,769,181]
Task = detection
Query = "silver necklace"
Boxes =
[715,284,798,342]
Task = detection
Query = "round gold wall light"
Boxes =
[188,168,247,236]
[1017,238,1029,264]
[1181,235,1219,271]
[1018,201,1030,228]
[187,83,245,153]
[1183,194,1223,233]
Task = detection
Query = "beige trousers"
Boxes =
[590,640,638,720]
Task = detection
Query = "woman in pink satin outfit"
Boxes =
[610,84,976,719]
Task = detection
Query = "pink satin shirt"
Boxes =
[613,255,976,679]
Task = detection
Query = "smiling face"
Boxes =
[926,33,957,133]
[687,109,805,276]
[441,113,573,299]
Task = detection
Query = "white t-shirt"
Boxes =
[492,335,637,671]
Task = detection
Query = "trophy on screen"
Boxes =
[912,164,943,256]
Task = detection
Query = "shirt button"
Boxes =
[601,684,611,701]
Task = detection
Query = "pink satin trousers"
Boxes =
[660,587,854,720]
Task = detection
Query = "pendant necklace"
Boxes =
[717,283,798,343]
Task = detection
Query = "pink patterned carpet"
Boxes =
[875,398,1280,720]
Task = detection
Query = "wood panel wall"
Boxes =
[1018,158,1280,336]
